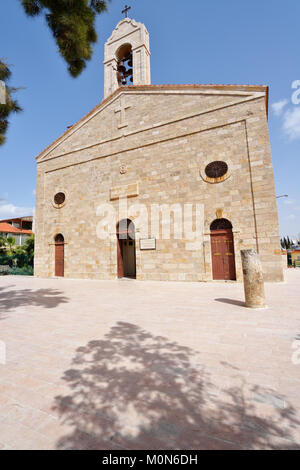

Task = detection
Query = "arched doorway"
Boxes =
[54,234,65,277]
[210,219,236,281]
[116,219,136,279]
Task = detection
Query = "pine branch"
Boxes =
[0,60,22,146]
[20,0,111,77]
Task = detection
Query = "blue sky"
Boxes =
[1,0,300,238]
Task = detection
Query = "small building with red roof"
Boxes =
[0,216,33,246]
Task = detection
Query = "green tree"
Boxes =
[1,1,111,146]
[23,234,35,266]
[21,0,110,77]
[0,61,22,145]
[6,236,16,253]
[0,236,7,252]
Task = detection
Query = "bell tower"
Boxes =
[104,13,151,98]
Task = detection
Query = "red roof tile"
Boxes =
[0,222,33,235]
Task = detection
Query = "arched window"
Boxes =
[116,219,135,240]
[55,233,64,243]
[210,218,232,231]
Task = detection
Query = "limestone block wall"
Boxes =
[34,86,283,282]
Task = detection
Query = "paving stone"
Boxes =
[0,270,299,449]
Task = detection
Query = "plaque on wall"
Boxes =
[110,182,139,200]
[140,238,156,251]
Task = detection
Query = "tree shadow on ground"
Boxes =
[53,322,300,450]
[0,285,69,318]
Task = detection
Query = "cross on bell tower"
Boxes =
[122,5,131,18]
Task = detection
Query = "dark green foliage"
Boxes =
[0,253,14,268]
[0,265,10,275]
[1,2,110,145]
[0,60,22,145]
[23,234,35,266]
[9,266,34,276]
[20,0,110,77]
[0,61,12,81]
[0,234,35,275]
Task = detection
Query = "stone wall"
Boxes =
[34,85,283,282]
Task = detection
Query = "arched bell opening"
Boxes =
[116,219,136,279]
[54,233,65,277]
[210,219,236,281]
[116,43,133,86]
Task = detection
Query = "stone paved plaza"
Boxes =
[0,271,300,450]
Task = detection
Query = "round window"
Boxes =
[54,192,66,206]
[205,161,228,179]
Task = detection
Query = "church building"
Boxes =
[34,15,283,283]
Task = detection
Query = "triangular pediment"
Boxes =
[36,85,267,163]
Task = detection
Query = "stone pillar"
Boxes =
[241,249,266,308]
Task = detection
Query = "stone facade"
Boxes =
[34,19,283,283]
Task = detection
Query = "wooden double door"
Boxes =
[210,229,236,281]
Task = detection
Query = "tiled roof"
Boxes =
[0,222,33,235]
[0,216,33,223]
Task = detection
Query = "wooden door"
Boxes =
[117,238,136,278]
[117,237,124,278]
[117,220,136,279]
[123,239,136,278]
[211,229,236,280]
[55,239,64,277]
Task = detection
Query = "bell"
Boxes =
[130,76,133,83]
[128,58,133,67]
[116,71,122,84]
[124,68,133,78]
[121,78,127,85]
[117,61,126,73]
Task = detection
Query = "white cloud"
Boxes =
[0,202,34,220]
[272,99,288,116]
[284,199,294,205]
[287,214,296,220]
[282,107,300,140]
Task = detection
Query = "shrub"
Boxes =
[0,265,10,275]
[9,266,33,276]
